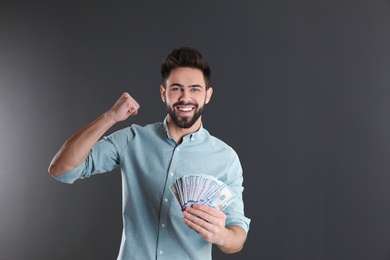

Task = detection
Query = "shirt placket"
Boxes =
[156,145,181,259]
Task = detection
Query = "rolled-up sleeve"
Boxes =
[224,151,251,234]
[52,128,129,184]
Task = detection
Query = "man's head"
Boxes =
[161,47,211,89]
[160,47,213,130]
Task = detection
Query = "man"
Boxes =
[49,47,250,259]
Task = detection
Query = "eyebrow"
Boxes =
[169,83,203,88]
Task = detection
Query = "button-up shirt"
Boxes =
[54,119,250,260]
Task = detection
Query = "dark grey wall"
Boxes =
[1,1,390,259]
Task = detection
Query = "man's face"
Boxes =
[160,67,213,129]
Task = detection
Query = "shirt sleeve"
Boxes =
[52,127,132,184]
[223,151,251,234]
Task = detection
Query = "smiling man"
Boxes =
[48,47,250,260]
[161,66,212,142]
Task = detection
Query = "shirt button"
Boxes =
[164,198,168,202]
[159,250,163,254]
[176,147,180,151]
[170,172,174,177]
[161,224,165,228]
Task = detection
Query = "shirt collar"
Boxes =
[162,117,206,144]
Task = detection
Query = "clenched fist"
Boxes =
[106,92,140,123]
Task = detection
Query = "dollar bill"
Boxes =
[170,174,236,211]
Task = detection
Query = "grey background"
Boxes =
[1,1,390,259]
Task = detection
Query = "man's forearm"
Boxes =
[48,112,116,176]
[216,225,247,254]
[48,93,140,176]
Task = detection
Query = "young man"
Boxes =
[49,47,250,259]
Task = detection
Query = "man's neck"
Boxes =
[166,116,202,144]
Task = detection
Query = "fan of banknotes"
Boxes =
[170,174,236,211]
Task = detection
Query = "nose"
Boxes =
[178,88,191,103]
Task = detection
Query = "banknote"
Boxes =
[170,174,236,211]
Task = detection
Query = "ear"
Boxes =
[205,87,213,104]
[160,85,166,103]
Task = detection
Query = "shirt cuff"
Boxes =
[51,162,85,184]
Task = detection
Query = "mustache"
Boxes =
[173,101,198,108]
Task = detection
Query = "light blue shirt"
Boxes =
[54,119,250,260]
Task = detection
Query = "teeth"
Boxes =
[178,107,192,111]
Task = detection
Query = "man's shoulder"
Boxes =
[203,130,236,153]
[131,122,163,131]
[106,122,163,140]
[115,121,163,132]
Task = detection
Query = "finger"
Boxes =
[129,107,139,115]
[122,93,140,115]
[184,207,209,224]
[185,206,219,229]
[121,92,140,107]
[183,210,212,232]
[190,203,219,214]
[187,204,225,222]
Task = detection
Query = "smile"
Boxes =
[177,107,194,112]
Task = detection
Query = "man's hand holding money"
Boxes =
[182,204,228,246]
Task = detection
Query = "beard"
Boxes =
[167,101,205,129]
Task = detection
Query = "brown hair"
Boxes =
[161,47,211,89]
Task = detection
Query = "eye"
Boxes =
[191,88,201,92]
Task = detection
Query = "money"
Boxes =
[170,174,236,211]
